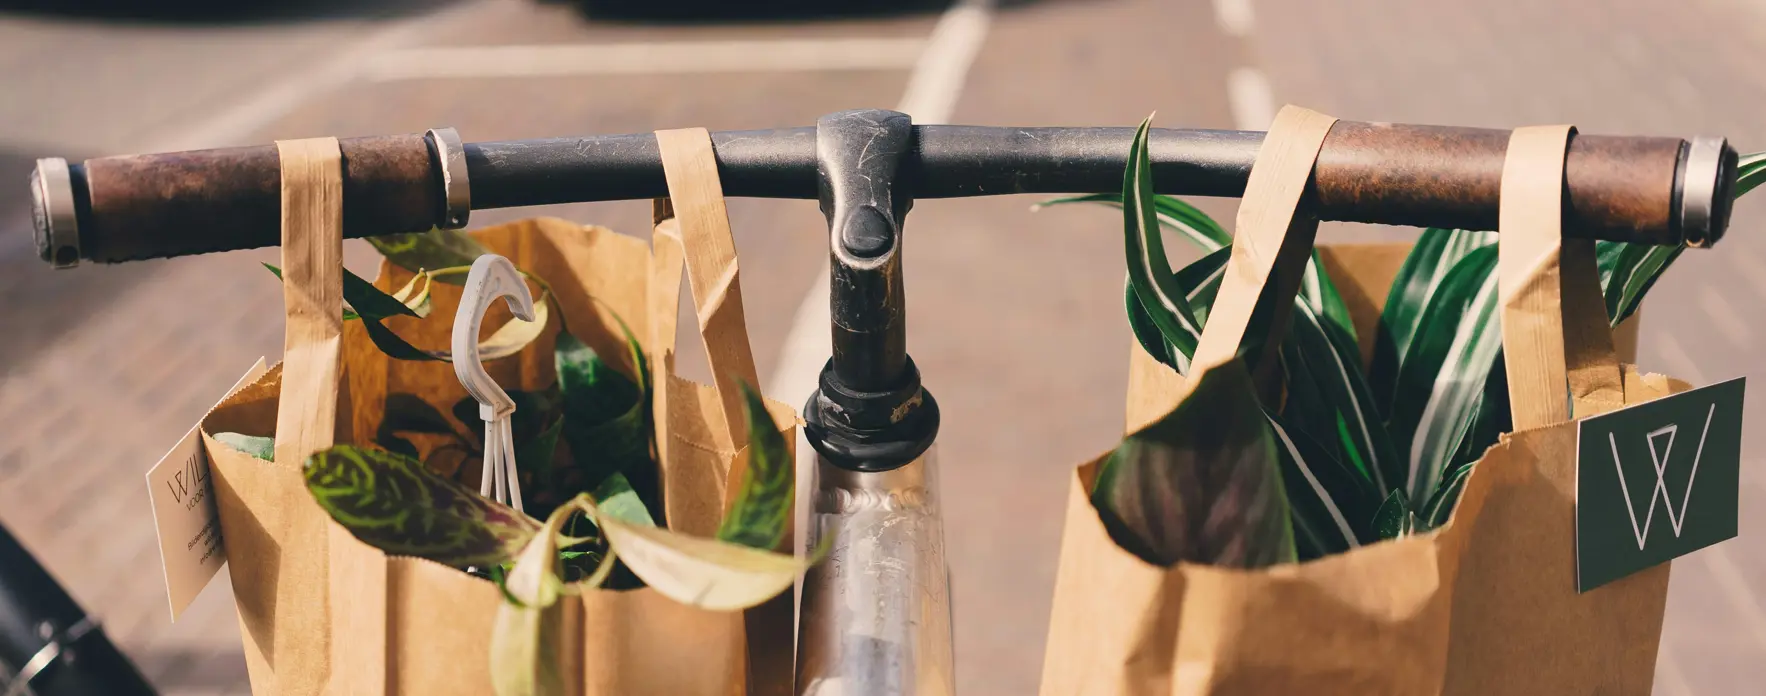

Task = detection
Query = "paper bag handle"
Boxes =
[651,128,764,450]
[272,138,345,467]
[1190,106,1339,375]
[1498,125,1626,430]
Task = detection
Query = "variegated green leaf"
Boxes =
[1283,293,1399,497]
[1126,246,1231,373]
[369,228,490,284]
[303,445,541,568]
[1371,489,1420,540]
[1369,228,1495,417]
[1264,411,1378,560]
[716,381,793,551]
[214,432,275,461]
[1038,192,1230,251]
[1091,358,1296,568]
[1736,151,1766,199]
[1119,116,1206,365]
[1385,245,1502,507]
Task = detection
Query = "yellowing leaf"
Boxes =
[491,495,581,696]
[601,514,808,611]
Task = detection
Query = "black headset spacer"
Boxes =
[803,357,940,472]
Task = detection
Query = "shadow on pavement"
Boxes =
[0,0,460,25]
[0,149,166,380]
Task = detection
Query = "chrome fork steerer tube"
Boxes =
[797,109,952,695]
[796,450,954,696]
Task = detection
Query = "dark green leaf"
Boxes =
[1736,151,1766,199]
[1421,460,1476,529]
[303,444,540,567]
[516,417,563,483]
[551,327,651,508]
[556,331,643,426]
[1282,296,1399,497]
[1371,489,1419,540]
[1126,245,1232,372]
[1384,245,1502,506]
[1370,228,1495,418]
[716,381,793,550]
[1264,412,1379,560]
[1039,192,1230,251]
[1120,116,1206,367]
[1090,359,1296,568]
[367,228,490,283]
[215,432,275,461]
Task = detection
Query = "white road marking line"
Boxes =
[1210,0,1257,37]
[1695,284,1753,347]
[365,37,929,81]
[1653,333,1707,384]
[1702,545,1766,652]
[140,0,492,152]
[1226,67,1275,130]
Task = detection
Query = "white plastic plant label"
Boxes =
[146,358,267,620]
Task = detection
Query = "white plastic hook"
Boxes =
[453,254,536,512]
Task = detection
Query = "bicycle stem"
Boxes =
[29,119,1735,268]
[796,110,950,695]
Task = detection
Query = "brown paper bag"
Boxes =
[1438,126,1678,694]
[1041,107,1465,696]
[203,132,796,693]
[1041,117,1677,695]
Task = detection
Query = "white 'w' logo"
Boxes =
[1609,404,1717,550]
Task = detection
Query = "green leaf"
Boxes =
[1370,228,1495,418]
[1420,460,1475,529]
[1281,294,1399,497]
[1125,246,1232,372]
[716,381,793,550]
[1264,412,1379,560]
[1039,192,1230,251]
[1090,358,1296,568]
[591,472,656,527]
[214,432,275,461]
[1371,489,1420,540]
[1597,241,1682,327]
[1384,245,1502,507]
[264,262,440,361]
[303,445,541,568]
[1303,249,1358,347]
[554,330,649,492]
[368,229,490,284]
[1120,116,1206,370]
[1736,151,1766,199]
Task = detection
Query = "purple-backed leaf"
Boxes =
[1090,357,1296,568]
[303,444,541,568]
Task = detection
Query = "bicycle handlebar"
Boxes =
[30,120,1737,267]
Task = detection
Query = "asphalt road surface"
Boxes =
[3,0,1765,693]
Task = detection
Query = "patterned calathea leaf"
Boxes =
[367,228,491,284]
[1090,358,1296,568]
[716,381,793,551]
[303,444,542,568]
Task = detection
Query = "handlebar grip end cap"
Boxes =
[31,158,81,269]
[1681,135,1735,249]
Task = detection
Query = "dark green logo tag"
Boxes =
[1577,377,1744,592]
